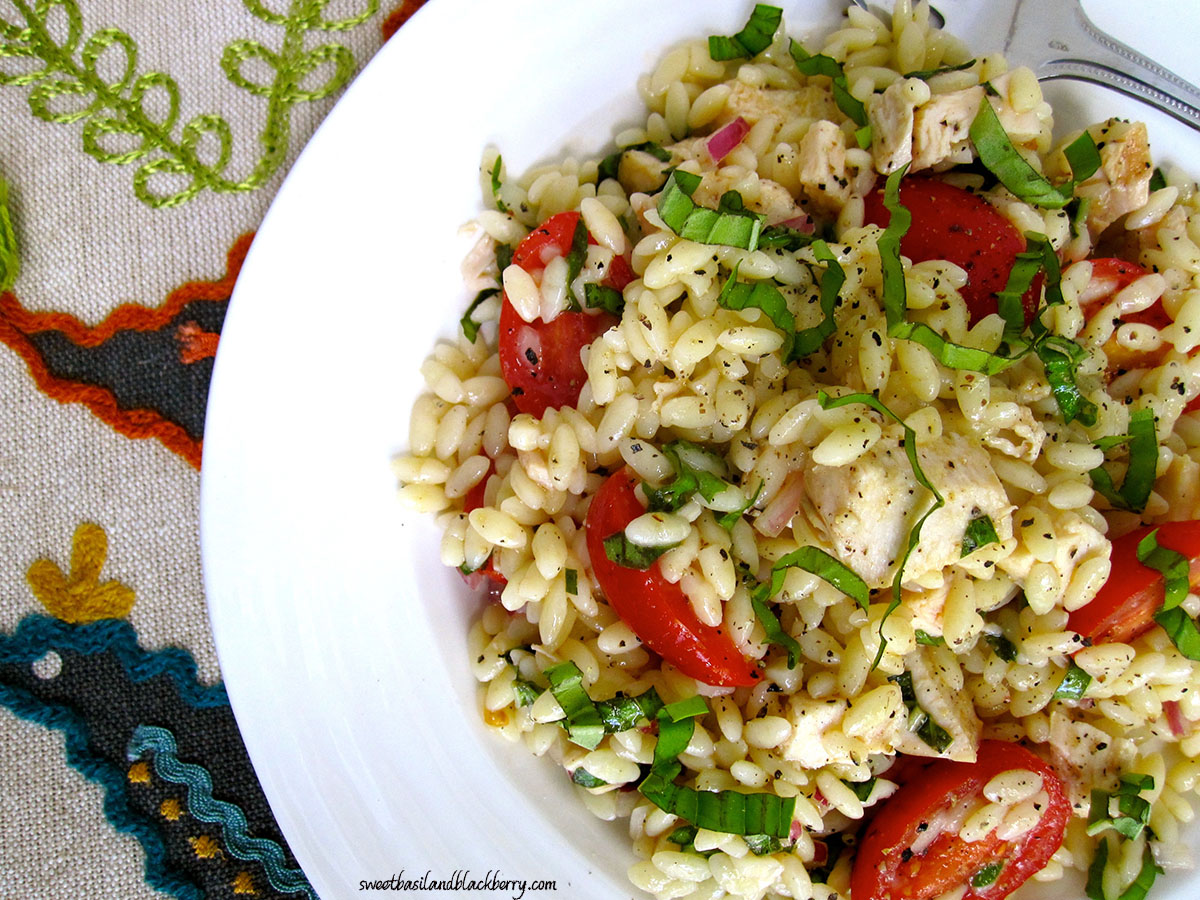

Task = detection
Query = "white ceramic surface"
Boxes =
[200,2,1200,898]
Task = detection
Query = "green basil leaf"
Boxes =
[598,141,671,182]
[572,767,607,788]
[602,531,679,570]
[744,834,784,855]
[788,40,867,126]
[644,440,731,512]
[0,173,16,294]
[1034,334,1098,426]
[546,661,605,749]
[657,170,765,250]
[847,776,877,801]
[1089,408,1157,512]
[595,687,665,733]
[972,862,1003,889]
[1064,130,1102,184]
[1053,662,1093,700]
[914,629,946,646]
[717,264,796,349]
[718,479,764,531]
[987,632,1018,662]
[1087,774,1154,840]
[1149,167,1167,193]
[961,513,1000,557]
[969,97,1071,208]
[564,567,579,595]
[763,546,870,611]
[708,4,783,61]
[460,287,499,343]
[758,223,817,250]
[904,59,977,80]
[490,155,509,213]
[1137,528,1190,611]
[583,282,625,316]
[790,240,843,360]
[876,166,912,331]
[1120,843,1161,900]
[749,585,803,668]
[495,242,514,275]
[995,232,1056,347]
[512,671,542,707]
[889,670,953,752]
[818,390,945,668]
[1154,606,1200,661]
[890,320,1020,375]
[1085,834,1109,900]
[667,824,698,846]
[562,217,589,311]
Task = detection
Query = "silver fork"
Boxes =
[1001,0,1200,132]
[849,0,1200,132]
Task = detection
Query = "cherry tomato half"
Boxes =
[498,211,626,417]
[1067,520,1200,646]
[863,176,1042,326]
[584,468,760,687]
[852,741,1069,900]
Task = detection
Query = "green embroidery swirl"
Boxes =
[0,0,379,208]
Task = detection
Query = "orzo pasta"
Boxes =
[396,4,1200,899]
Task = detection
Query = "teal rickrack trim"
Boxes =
[0,615,227,708]
[0,679,203,900]
[128,725,317,899]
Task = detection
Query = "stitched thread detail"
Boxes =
[0,0,380,207]
[0,615,228,708]
[161,797,185,821]
[175,321,220,364]
[0,231,252,468]
[234,871,259,895]
[27,523,135,623]
[0,680,204,900]
[129,725,318,899]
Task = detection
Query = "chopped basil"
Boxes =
[545,661,663,746]
[969,98,1071,208]
[657,170,766,250]
[961,513,1000,557]
[583,282,624,316]
[708,4,783,61]
[1086,837,1160,900]
[744,834,784,855]
[995,233,1056,348]
[0,173,16,293]
[986,632,1018,662]
[1069,196,1092,238]
[1139,529,1200,661]
[818,390,945,667]
[602,531,679,570]
[971,861,1003,889]
[717,266,795,353]
[495,242,514,274]
[1087,774,1154,840]
[460,287,498,343]
[915,629,946,646]
[1053,662,1093,700]
[789,240,843,360]
[717,479,764,531]
[1063,130,1103,184]
[571,767,607,788]
[667,824,698,846]
[1149,167,1167,192]
[904,59,977,80]
[758,222,818,251]
[788,40,868,128]
[564,568,578,595]
[876,166,912,331]
[546,661,606,749]
[1089,409,1158,512]
[489,155,509,213]
[748,587,802,668]
[511,670,542,707]
[639,701,796,838]
[1034,334,1097,427]
[595,687,665,733]
[847,776,877,801]
[561,217,589,311]
[761,546,870,612]
[890,670,954,753]
[643,440,730,513]
[598,141,671,182]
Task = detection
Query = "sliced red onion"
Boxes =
[757,469,806,538]
[1165,699,1188,737]
[777,214,815,233]
[706,116,750,163]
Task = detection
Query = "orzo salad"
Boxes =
[394,4,1200,899]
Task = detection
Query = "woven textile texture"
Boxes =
[0,1,418,896]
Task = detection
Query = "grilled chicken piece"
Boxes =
[892,645,982,762]
[797,120,852,216]
[867,80,915,174]
[803,428,1015,590]
[1075,119,1153,237]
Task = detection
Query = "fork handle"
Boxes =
[1004,0,1200,132]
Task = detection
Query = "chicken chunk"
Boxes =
[797,120,852,216]
[1075,119,1153,237]
[803,427,1015,590]
[725,80,840,126]
[867,80,915,174]
[892,645,981,762]
[1047,710,1136,813]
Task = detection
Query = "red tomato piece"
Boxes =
[584,469,760,687]
[852,741,1069,900]
[863,176,1042,326]
[498,211,624,417]
[1067,520,1200,646]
